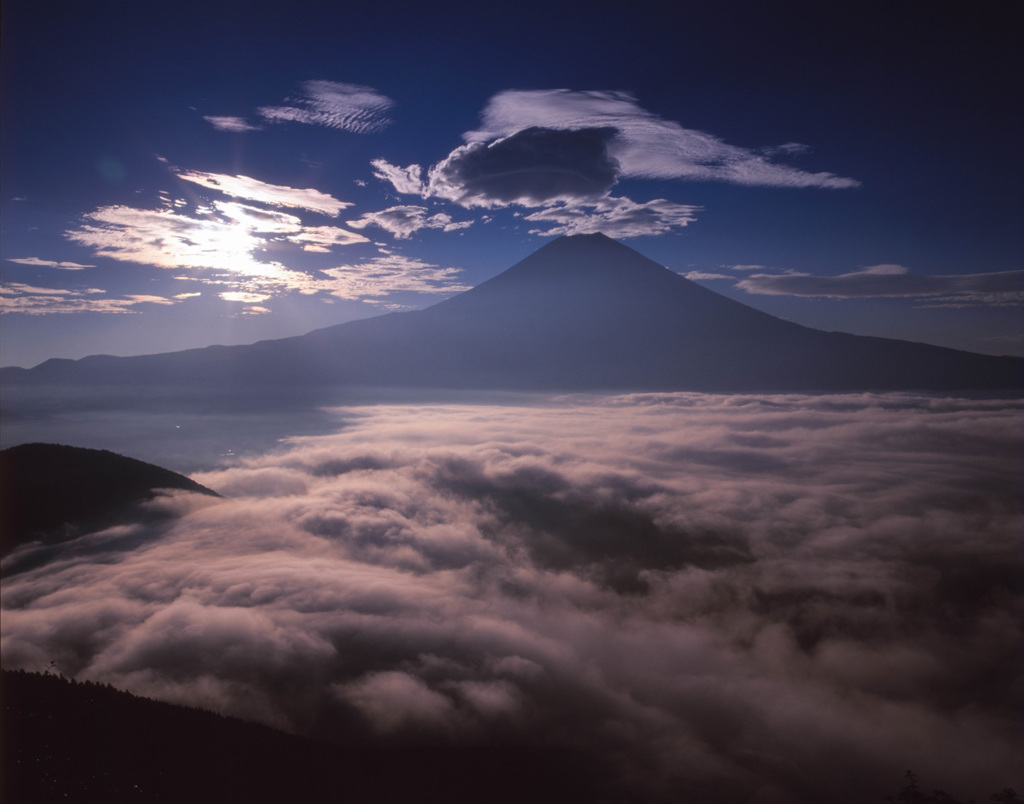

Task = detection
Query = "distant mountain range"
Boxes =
[0,443,219,558]
[3,234,1021,392]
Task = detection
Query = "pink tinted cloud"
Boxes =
[2,393,1020,802]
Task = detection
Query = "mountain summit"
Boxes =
[4,234,1021,391]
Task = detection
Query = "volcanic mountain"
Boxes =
[3,233,1021,391]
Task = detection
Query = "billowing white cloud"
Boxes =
[348,205,474,239]
[63,197,374,302]
[2,394,1020,803]
[203,116,261,133]
[65,204,295,277]
[176,170,352,216]
[523,196,700,238]
[734,264,1024,304]
[259,81,393,134]
[370,160,426,195]
[5,257,94,270]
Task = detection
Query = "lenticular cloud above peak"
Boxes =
[370,88,859,237]
[470,89,860,189]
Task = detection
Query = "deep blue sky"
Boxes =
[2,0,1021,367]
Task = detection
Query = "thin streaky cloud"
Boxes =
[683,271,733,281]
[176,170,352,216]
[0,283,181,315]
[203,116,262,133]
[289,226,372,252]
[735,265,1024,300]
[259,81,394,134]
[321,254,470,302]
[220,291,271,303]
[6,257,95,270]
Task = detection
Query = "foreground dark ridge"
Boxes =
[1,670,607,804]
[3,671,1016,804]
[3,234,1021,391]
[0,443,220,557]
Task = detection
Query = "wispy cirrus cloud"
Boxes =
[65,197,368,275]
[202,115,261,133]
[175,170,353,216]
[258,81,394,134]
[523,196,700,238]
[347,205,474,239]
[0,283,180,315]
[734,264,1024,304]
[320,254,470,303]
[66,204,298,277]
[5,257,95,270]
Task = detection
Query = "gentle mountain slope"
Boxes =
[1,669,607,804]
[0,443,219,556]
[3,234,1020,391]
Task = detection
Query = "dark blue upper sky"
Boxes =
[2,0,1021,366]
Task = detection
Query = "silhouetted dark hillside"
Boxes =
[1,670,607,804]
[0,443,219,557]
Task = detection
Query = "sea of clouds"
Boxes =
[2,393,1021,803]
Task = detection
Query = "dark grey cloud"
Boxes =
[427,126,620,208]
[2,394,1021,803]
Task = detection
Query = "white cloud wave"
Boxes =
[176,170,353,216]
[5,258,94,270]
[523,196,700,238]
[202,116,261,133]
[320,254,470,301]
[2,394,1020,802]
[348,205,474,239]
[735,265,1024,303]
[259,81,394,134]
[0,283,180,315]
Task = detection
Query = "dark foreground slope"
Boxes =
[0,443,219,557]
[1,670,606,804]
[3,234,1020,392]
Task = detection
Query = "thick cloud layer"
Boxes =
[2,394,1021,802]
